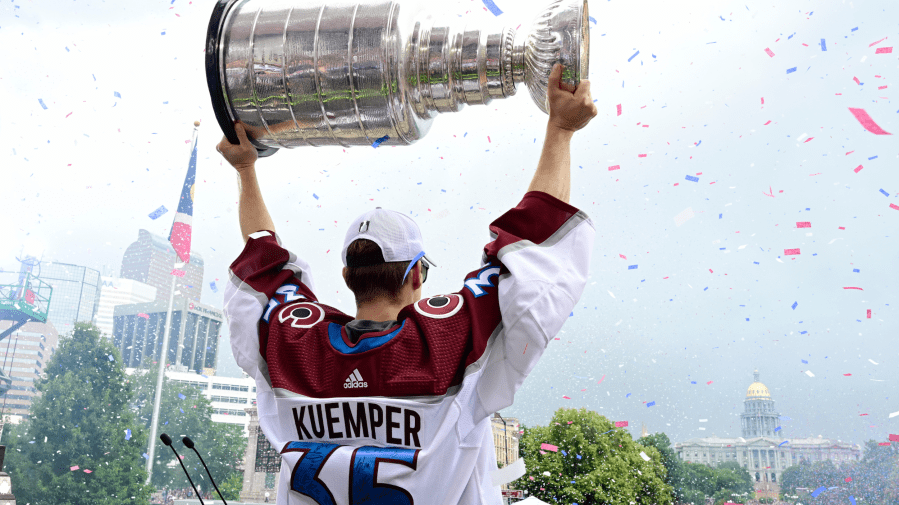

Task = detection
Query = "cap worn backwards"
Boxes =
[342,207,437,282]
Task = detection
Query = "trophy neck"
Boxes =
[407,20,521,116]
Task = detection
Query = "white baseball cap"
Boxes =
[341,208,437,283]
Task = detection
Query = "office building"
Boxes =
[37,262,101,335]
[120,229,204,304]
[112,298,223,373]
[158,369,256,430]
[674,371,861,499]
[0,321,59,422]
[94,277,157,338]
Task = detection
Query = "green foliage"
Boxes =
[129,361,246,494]
[512,407,673,505]
[218,472,243,501]
[3,322,154,505]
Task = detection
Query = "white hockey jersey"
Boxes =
[224,191,595,504]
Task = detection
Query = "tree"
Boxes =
[847,440,899,505]
[638,432,687,501]
[512,407,673,504]
[3,322,154,505]
[218,472,244,501]
[129,361,246,494]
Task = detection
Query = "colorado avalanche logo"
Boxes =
[277,302,325,329]
[413,294,464,319]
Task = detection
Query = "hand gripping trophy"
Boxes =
[205,0,590,156]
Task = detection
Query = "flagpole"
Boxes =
[145,122,200,486]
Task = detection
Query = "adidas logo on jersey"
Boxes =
[344,369,368,389]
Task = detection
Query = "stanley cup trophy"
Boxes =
[206,0,589,156]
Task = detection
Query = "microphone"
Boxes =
[160,433,205,505]
[183,436,228,505]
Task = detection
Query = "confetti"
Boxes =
[889,434,899,442]
[880,189,890,197]
[171,269,186,278]
[848,107,892,135]
[784,248,801,256]
[805,370,815,377]
[210,281,218,293]
[639,451,651,461]
[685,175,699,182]
[891,203,899,211]
[764,48,775,57]
[796,222,811,228]
[646,401,656,407]
[786,67,797,74]
[137,313,150,319]
[125,429,132,440]
[820,39,827,51]
[616,104,622,116]
[178,393,186,399]
[84,469,92,473]
[70,466,80,471]
[481,0,503,16]
[875,46,893,54]
[854,165,864,173]
[540,443,558,452]
[372,134,390,148]
[890,411,899,418]
[148,205,168,220]
[38,98,48,110]
[791,302,798,310]
[114,91,122,98]
[614,421,629,427]
[844,287,864,291]
[674,207,695,227]
[869,359,878,365]
[628,265,638,270]
[779,441,789,446]
[628,50,640,62]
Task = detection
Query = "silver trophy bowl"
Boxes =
[205,0,589,155]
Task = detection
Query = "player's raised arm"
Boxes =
[527,63,598,204]
[217,121,276,243]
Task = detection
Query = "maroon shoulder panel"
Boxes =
[484,191,579,262]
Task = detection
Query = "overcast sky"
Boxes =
[1,0,896,448]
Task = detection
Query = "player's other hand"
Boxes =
[217,121,258,173]
[547,63,598,133]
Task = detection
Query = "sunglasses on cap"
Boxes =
[420,258,430,284]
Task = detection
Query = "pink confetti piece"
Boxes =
[844,373,853,376]
[869,37,887,47]
[562,395,571,399]
[70,466,80,471]
[764,120,772,125]
[764,47,775,57]
[597,374,605,384]
[84,469,92,474]
[875,46,893,54]
[846,477,853,482]
[848,108,892,135]
[784,248,801,256]
[706,381,713,385]
[137,313,150,319]
[617,104,622,116]
[619,254,627,259]
[879,85,888,90]
[853,77,861,85]
[803,137,814,143]
[854,165,864,173]
[638,154,647,158]
[796,222,811,228]
[65,112,73,118]
[843,287,864,290]
[614,421,629,427]
[608,165,620,171]
[891,203,899,211]
[487,136,491,143]
[890,434,899,442]
[879,442,891,446]
[846,151,855,155]
[839,226,846,230]
[522,343,528,354]
[541,443,559,452]
[761,97,765,104]
[867,309,872,319]
[171,269,186,278]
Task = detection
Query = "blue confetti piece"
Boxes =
[754,261,759,265]
[811,487,826,498]
[685,175,699,182]
[791,302,798,310]
[210,281,218,293]
[869,155,878,160]
[695,140,701,146]
[38,98,48,110]
[481,0,503,16]
[628,265,638,270]
[778,441,789,446]
[180,407,184,413]
[65,46,70,52]
[108,354,114,361]
[92,74,96,81]
[626,393,631,397]
[313,193,319,200]
[463,132,468,137]
[372,134,390,148]
[628,50,640,62]
[879,189,889,197]
[589,16,596,24]
[125,429,132,440]
[652,53,657,58]
[800,331,807,334]
[576,454,582,459]
[114,91,121,98]
[143,453,149,460]
[570,312,574,317]
[719,214,722,219]
[775,426,782,431]
[178,393,186,400]
[851,27,858,32]
[719,15,725,21]
[786,67,797,74]
[853,269,860,273]
[850,496,857,505]
[148,205,168,220]
[820,38,827,51]
[161,31,166,35]
[703,287,708,291]
[561,450,567,456]
[646,401,656,407]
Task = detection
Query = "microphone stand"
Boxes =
[160,433,205,505]
[182,436,228,505]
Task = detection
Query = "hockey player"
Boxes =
[217,63,598,504]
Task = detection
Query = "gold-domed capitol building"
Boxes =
[674,371,861,498]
